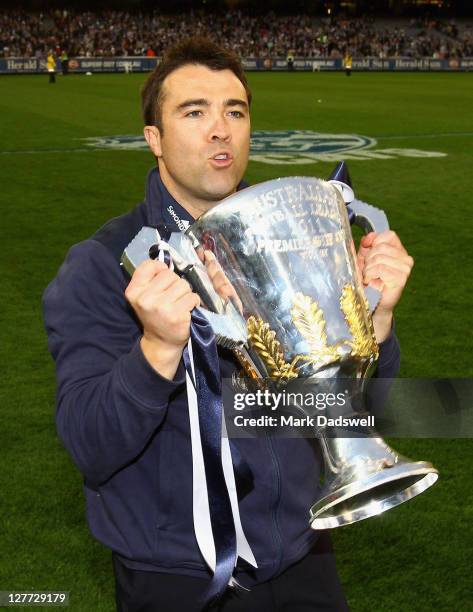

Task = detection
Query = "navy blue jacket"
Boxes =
[43,168,401,586]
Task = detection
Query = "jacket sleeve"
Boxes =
[43,239,186,486]
[365,325,401,416]
[375,327,401,378]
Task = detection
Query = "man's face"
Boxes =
[144,64,251,216]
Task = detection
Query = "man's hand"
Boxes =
[125,259,200,379]
[202,250,243,313]
[357,230,414,343]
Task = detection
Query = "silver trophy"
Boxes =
[122,176,438,529]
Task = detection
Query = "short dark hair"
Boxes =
[141,37,252,132]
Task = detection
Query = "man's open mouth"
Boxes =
[210,152,233,167]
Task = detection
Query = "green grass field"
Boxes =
[0,71,472,611]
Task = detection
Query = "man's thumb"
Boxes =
[360,232,376,248]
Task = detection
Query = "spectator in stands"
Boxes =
[1,10,472,60]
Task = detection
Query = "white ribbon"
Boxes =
[185,338,257,580]
[156,240,174,270]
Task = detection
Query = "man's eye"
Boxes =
[228,110,244,118]
[186,110,203,117]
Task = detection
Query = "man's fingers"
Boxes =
[196,246,206,263]
[365,242,414,265]
[363,263,410,287]
[211,269,233,293]
[359,230,406,253]
[358,231,411,280]
[204,250,242,306]
[364,254,413,276]
[371,230,407,253]
[360,232,376,248]
[205,262,222,285]
[357,232,376,263]
[203,249,216,263]
[164,277,194,304]
[356,251,365,273]
[179,292,201,312]
[126,267,177,303]
[129,259,169,286]
[366,278,385,292]
[204,250,223,280]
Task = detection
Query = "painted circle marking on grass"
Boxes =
[1,130,468,158]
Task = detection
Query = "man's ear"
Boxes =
[143,126,162,157]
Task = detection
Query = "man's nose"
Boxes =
[209,114,231,142]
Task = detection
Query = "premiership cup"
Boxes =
[123,175,439,529]
[187,176,439,529]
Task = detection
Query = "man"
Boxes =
[46,51,56,83]
[60,49,69,75]
[43,38,412,611]
[286,52,295,71]
[343,52,353,76]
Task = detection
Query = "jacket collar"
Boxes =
[144,166,248,232]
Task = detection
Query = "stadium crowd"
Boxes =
[1,9,472,59]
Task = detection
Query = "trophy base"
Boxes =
[309,461,438,529]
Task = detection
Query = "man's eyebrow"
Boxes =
[176,98,209,111]
[224,98,249,110]
[175,98,249,111]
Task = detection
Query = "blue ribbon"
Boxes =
[183,309,237,606]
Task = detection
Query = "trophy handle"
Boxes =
[347,199,390,313]
[121,226,248,348]
[348,198,389,235]
[328,162,389,312]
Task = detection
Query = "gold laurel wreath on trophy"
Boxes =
[246,284,378,382]
[246,317,303,383]
[339,284,378,360]
[291,293,342,366]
